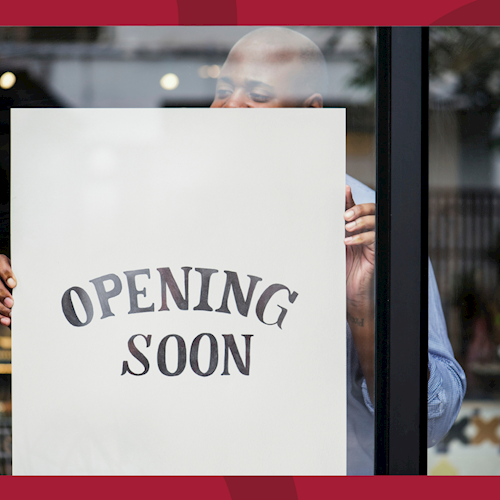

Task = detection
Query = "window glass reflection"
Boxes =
[429,27,500,475]
[0,26,377,475]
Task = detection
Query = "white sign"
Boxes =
[11,108,346,475]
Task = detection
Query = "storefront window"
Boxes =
[428,27,500,475]
[0,26,376,475]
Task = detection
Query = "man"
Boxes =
[0,27,465,474]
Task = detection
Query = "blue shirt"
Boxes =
[346,174,467,475]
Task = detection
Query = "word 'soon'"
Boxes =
[121,333,253,377]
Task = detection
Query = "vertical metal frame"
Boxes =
[375,27,429,475]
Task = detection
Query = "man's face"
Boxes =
[210,41,310,108]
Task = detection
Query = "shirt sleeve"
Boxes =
[358,262,466,446]
[347,174,466,446]
[426,262,466,446]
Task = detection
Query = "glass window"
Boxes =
[0,26,377,475]
[428,27,500,475]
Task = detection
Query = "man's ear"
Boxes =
[303,93,323,108]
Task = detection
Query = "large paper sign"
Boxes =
[11,108,346,475]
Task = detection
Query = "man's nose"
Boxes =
[223,89,248,108]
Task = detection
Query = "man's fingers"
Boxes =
[0,276,12,325]
[0,302,11,318]
[344,202,376,222]
[0,294,13,324]
[345,215,375,234]
[0,255,15,326]
[0,255,16,289]
[345,185,356,211]
[344,231,375,247]
[0,284,13,306]
[0,316,11,326]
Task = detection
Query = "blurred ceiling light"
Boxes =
[198,65,220,79]
[207,65,220,79]
[160,73,179,91]
[0,72,16,90]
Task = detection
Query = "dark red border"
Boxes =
[0,475,499,498]
[2,0,500,496]
[2,0,500,25]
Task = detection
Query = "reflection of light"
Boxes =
[160,73,179,90]
[198,65,220,79]
[207,65,220,78]
[0,72,16,90]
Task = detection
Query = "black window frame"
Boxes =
[375,26,429,475]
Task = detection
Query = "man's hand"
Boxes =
[0,255,16,326]
[344,185,375,307]
[344,185,376,403]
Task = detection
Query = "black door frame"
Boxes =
[375,26,429,475]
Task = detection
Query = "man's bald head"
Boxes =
[211,28,328,108]
[229,28,328,96]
